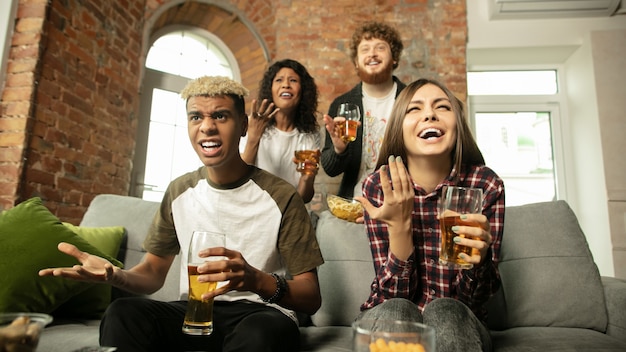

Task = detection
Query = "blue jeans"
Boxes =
[357,298,492,352]
[100,298,299,352]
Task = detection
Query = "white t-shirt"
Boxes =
[240,126,321,188]
[355,83,398,196]
[144,166,324,323]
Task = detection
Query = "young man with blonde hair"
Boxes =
[41,76,324,351]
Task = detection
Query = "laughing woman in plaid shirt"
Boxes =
[355,78,505,352]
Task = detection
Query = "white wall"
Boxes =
[466,1,626,276]
[563,34,613,276]
[590,29,626,278]
[0,0,18,92]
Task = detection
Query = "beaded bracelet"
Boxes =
[262,273,288,304]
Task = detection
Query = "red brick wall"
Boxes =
[0,0,47,211]
[0,0,467,222]
[0,0,144,221]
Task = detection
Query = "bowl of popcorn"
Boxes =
[352,319,435,352]
[326,194,363,222]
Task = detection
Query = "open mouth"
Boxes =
[280,92,293,98]
[418,128,443,140]
[201,140,221,150]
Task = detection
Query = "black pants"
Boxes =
[100,298,300,352]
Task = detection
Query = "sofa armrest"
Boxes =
[602,276,626,343]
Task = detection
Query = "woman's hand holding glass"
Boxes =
[294,133,321,176]
[356,156,494,264]
[447,213,493,266]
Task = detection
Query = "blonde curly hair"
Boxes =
[180,76,249,100]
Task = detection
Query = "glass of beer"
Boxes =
[294,133,320,175]
[336,103,361,143]
[438,186,483,269]
[182,231,225,335]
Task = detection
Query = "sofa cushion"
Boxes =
[0,197,123,314]
[487,201,607,332]
[78,194,182,302]
[490,326,626,351]
[311,211,374,327]
[52,223,126,318]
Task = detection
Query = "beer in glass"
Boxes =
[294,133,320,175]
[182,231,225,335]
[438,186,483,269]
[336,103,361,143]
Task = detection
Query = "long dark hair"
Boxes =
[258,59,319,133]
[376,78,485,177]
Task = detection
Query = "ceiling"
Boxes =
[489,0,624,19]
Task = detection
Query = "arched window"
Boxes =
[132,27,239,201]
[145,29,238,79]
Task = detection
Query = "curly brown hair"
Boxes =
[258,59,319,133]
[349,21,404,69]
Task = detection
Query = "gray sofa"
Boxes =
[39,194,626,351]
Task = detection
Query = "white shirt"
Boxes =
[355,83,398,196]
[240,126,321,188]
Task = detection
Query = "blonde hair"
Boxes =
[180,76,249,100]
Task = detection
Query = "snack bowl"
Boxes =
[353,319,435,352]
[326,194,363,222]
[0,312,53,327]
[0,312,52,351]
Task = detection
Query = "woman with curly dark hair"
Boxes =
[240,59,321,203]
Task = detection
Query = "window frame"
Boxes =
[131,26,240,199]
[146,25,241,81]
[467,65,570,204]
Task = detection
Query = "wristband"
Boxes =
[262,273,288,304]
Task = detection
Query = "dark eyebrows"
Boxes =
[186,109,233,118]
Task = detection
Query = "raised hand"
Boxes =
[355,155,413,229]
[355,156,415,260]
[38,242,116,284]
[247,98,279,142]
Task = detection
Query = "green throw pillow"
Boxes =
[52,223,126,319]
[0,197,123,315]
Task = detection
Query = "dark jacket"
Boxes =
[321,76,406,198]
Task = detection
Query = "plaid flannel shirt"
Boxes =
[360,165,505,322]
